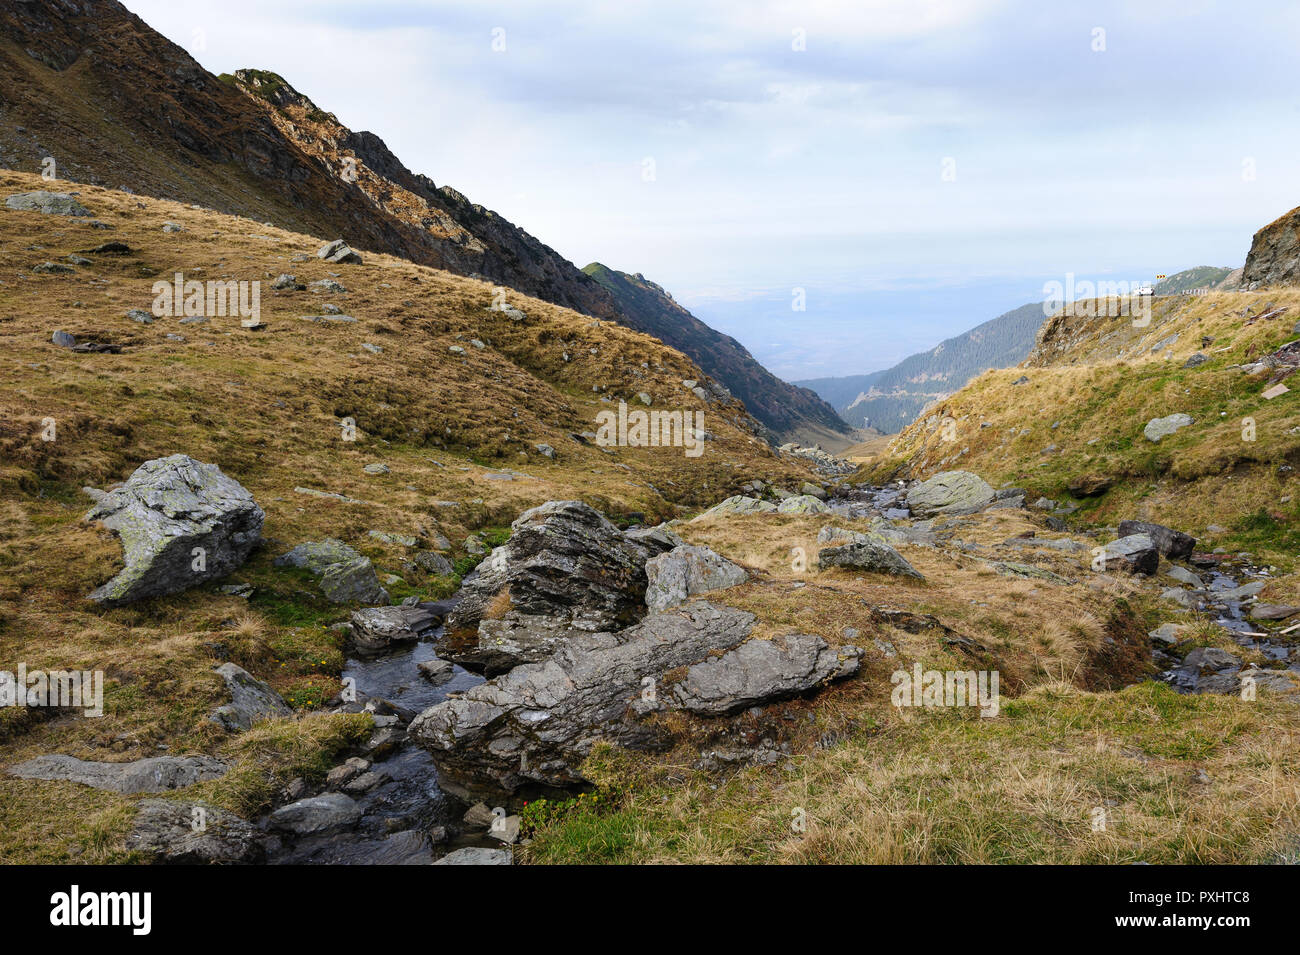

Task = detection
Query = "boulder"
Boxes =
[446,501,648,634]
[317,239,362,264]
[777,494,831,515]
[5,191,91,216]
[349,604,443,653]
[1143,413,1193,442]
[624,524,685,556]
[413,550,453,575]
[1099,534,1159,575]
[319,556,389,604]
[1251,604,1300,621]
[8,754,226,793]
[672,635,862,715]
[1067,474,1113,497]
[905,471,995,517]
[210,663,291,731]
[127,800,266,864]
[800,482,828,500]
[692,496,777,520]
[644,545,747,612]
[818,538,924,579]
[412,602,756,796]
[268,793,362,835]
[446,613,583,675]
[85,455,263,606]
[1116,520,1196,559]
[1165,565,1203,587]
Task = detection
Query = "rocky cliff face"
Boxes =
[1243,204,1300,287]
[583,264,852,443]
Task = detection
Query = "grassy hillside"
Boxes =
[0,171,816,860]
[871,288,1300,566]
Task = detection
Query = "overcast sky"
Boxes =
[126,0,1300,379]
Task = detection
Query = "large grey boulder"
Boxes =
[126,800,266,864]
[818,538,924,579]
[412,602,756,796]
[6,191,91,216]
[776,494,831,515]
[644,545,747,612]
[1143,413,1193,442]
[349,604,442,653]
[85,455,264,606]
[319,556,389,604]
[273,538,362,574]
[1099,534,1159,575]
[209,663,291,731]
[8,754,226,793]
[692,496,777,520]
[268,793,362,835]
[446,501,649,635]
[317,239,362,264]
[672,635,862,715]
[1117,520,1196,559]
[905,471,995,517]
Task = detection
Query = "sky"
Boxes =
[125,0,1300,380]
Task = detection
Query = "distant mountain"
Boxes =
[0,0,843,446]
[797,302,1047,433]
[584,265,853,445]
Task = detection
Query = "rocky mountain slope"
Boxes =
[1243,203,1300,288]
[583,264,852,446]
[0,0,840,445]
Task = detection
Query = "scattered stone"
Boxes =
[777,494,831,515]
[349,604,442,652]
[1067,474,1113,497]
[413,551,453,575]
[317,239,362,264]
[127,800,266,864]
[1098,534,1159,576]
[5,191,91,216]
[1149,623,1185,645]
[362,462,390,475]
[268,793,362,835]
[271,273,304,291]
[693,496,778,520]
[1116,520,1196,559]
[1183,353,1209,368]
[1251,604,1300,621]
[417,657,455,684]
[273,538,362,574]
[210,663,291,731]
[818,538,924,579]
[33,261,75,274]
[1166,565,1203,587]
[434,847,511,865]
[162,222,183,233]
[534,443,555,459]
[85,455,264,606]
[51,330,76,348]
[126,308,155,324]
[1143,413,1193,442]
[326,757,371,788]
[319,557,389,605]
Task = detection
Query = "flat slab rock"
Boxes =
[9,754,227,793]
[268,793,362,835]
[434,847,511,865]
[350,604,443,652]
[817,536,923,579]
[673,634,862,715]
[127,799,266,864]
[85,454,263,606]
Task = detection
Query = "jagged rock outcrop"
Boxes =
[5,191,91,216]
[412,602,757,797]
[672,635,862,715]
[446,501,649,636]
[84,455,263,606]
[644,545,747,612]
[818,538,924,579]
[1117,520,1196,559]
[1243,203,1300,287]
